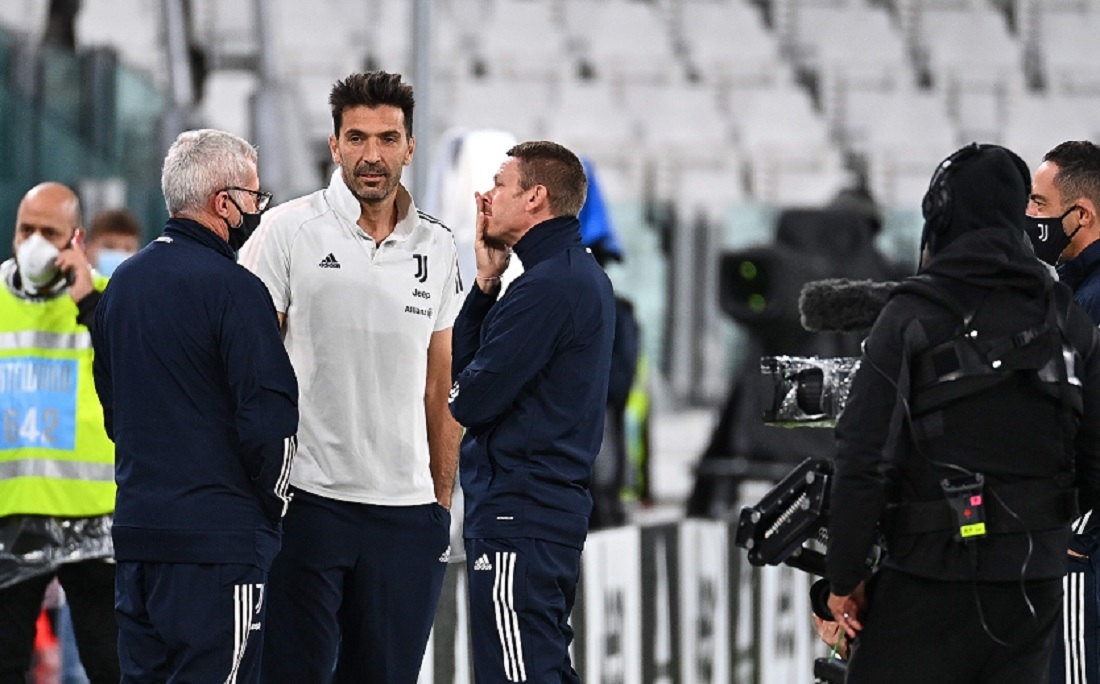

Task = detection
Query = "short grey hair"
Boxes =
[161,129,258,215]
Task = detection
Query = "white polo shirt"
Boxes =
[240,170,462,505]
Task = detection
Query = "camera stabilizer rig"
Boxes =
[735,457,833,575]
[734,455,887,574]
[735,456,886,684]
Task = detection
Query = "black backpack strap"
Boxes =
[899,277,1009,417]
[898,277,1082,464]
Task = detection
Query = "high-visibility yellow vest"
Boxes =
[0,273,115,517]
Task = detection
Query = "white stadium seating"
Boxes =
[2,0,1098,213]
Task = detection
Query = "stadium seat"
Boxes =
[916,6,1025,92]
[948,79,1025,145]
[623,81,734,163]
[786,4,911,86]
[197,69,257,140]
[545,79,635,149]
[746,145,849,207]
[268,0,360,77]
[676,1,788,90]
[726,80,847,203]
[563,0,683,84]
[584,156,641,204]
[730,83,830,151]
[820,66,915,150]
[1039,9,1100,94]
[1001,90,1097,167]
[446,76,550,140]
[544,79,644,201]
[671,163,748,221]
[474,0,569,81]
[862,90,958,208]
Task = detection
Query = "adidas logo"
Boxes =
[439,545,451,563]
[474,554,492,571]
[319,253,341,269]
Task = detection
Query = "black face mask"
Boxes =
[1024,206,1080,266]
[223,196,264,251]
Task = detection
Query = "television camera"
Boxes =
[737,275,896,582]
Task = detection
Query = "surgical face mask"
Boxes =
[16,233,61,286]
[95,248,132,276]
[223,196,263,251]
[1024,205,1080,266]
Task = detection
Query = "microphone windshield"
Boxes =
[799,279,898,333]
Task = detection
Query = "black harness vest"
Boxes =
[888,275,1082,539]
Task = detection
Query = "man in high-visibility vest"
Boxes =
[0,182,118,683]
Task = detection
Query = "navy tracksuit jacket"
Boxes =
[93,218,298,566]
[92,218,298,683]
[450,215,616,550]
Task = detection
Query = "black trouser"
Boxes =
[0,559,119,684]
[846,568,1062,684]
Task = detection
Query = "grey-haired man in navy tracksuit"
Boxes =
[91,129,298,683]
[450,140,615,683]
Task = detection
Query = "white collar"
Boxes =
[326,169,418,243]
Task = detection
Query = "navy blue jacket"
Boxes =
[92,218,298,569]
[1059,238,1100,557]
[1060,240,1100,318]
[450,216,615,549]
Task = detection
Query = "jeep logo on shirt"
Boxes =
[412,289,431,300]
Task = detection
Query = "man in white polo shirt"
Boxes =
[239,71,463,683]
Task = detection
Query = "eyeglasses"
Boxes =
[221,186,273,212]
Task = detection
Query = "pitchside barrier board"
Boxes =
[417,517,825,683]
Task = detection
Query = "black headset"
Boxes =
[920,143,1033,256]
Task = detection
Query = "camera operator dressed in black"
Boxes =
[826,144,1100,683]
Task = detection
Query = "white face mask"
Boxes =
[16,233,61,287]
